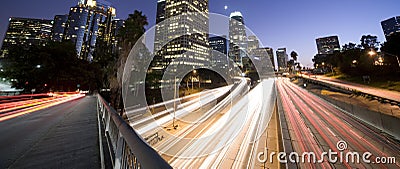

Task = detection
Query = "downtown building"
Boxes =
[316,35,340,55]
[109,19,125,53]
[276,48,288,71]
[247,35,259,54]
[51,15,69,42]
[151,0,210,73]
[250,47,276,73]
[254,47,275,71]
[381,16,400,39]
[209,35,228,55]
[209,35,228,69]
[229,11,248,68]
[1,17,53,57]
[64,0,116,61]
[314,35,340,68]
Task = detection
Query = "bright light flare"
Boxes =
[0,94,84,122]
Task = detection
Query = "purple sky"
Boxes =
[1,0,399,66]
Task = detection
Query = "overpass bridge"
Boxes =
[0,77,279,168]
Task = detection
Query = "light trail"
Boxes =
[278,78,400,168]
[164,78,275,168]
[0,94,85,122]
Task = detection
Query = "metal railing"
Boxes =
[97,94,172,169]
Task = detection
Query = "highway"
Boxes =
[0,95,100,168]
[277,78,400,168]
[128,85,233,135]
[147,78,276,168]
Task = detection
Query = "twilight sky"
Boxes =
[0,0,399,66]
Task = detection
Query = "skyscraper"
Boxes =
[150,0,167,72]
[52,15,69,42]
[229,11,248,68]
[316,36,340,55]
[264,47,275,70]
[64,0,116,61]
[276,48,288,71]
[110,19,125,53]
[247,35,259,54]
[154,0,166,53]
[152,0,210,72]
[1,17,53,56]
[381,16,400,39]
[209,35,228,55]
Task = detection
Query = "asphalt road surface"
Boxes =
[0,96,100,168]
[277,78,400,168]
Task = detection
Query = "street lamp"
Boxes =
[368,50,375,57]
[369,50,400,68]
[173,76,178,129]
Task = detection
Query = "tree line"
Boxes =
[0,10,148,111]
[313,33,400,76]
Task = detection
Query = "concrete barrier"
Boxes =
[318,94,400,140]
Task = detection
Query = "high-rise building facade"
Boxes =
[250,47,275,71]
[381,16,400,39]
[152,0,210,72]
[229,11,248,68]
[264,47,275,70]
[276,48,288,71]
[109,19,124,53]
[247,35,259,54]
[154,0,166,53]
[209,35,227,55]
[316,35,340,55]
[64,0,116,61]
[151,0,167,72]
[51,15,69,42]
[209,35,228,69]
[1,17,53,56]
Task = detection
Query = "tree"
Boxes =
[93,37,119,90]
[0,41,101,92]
[290,51,298,61]
[109,10,148,111]
[342,42,358,51]
[380,32,400,71]
[290,51,298,72]
[360,35,379,50]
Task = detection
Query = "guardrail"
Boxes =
[276,94,298,169]
[297,76,400,140]
[97,94,172,169]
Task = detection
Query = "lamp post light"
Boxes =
[191,70,197,90]
[369,50,400,68]
[173,76,178,129]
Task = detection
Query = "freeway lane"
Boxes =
[155,78,276,168]
[0,96,100,168]
[130,85,232,135]
[277,78,400,168]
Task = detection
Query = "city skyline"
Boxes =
[1,0,400,66]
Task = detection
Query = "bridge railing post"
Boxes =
[96,94,172,169]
